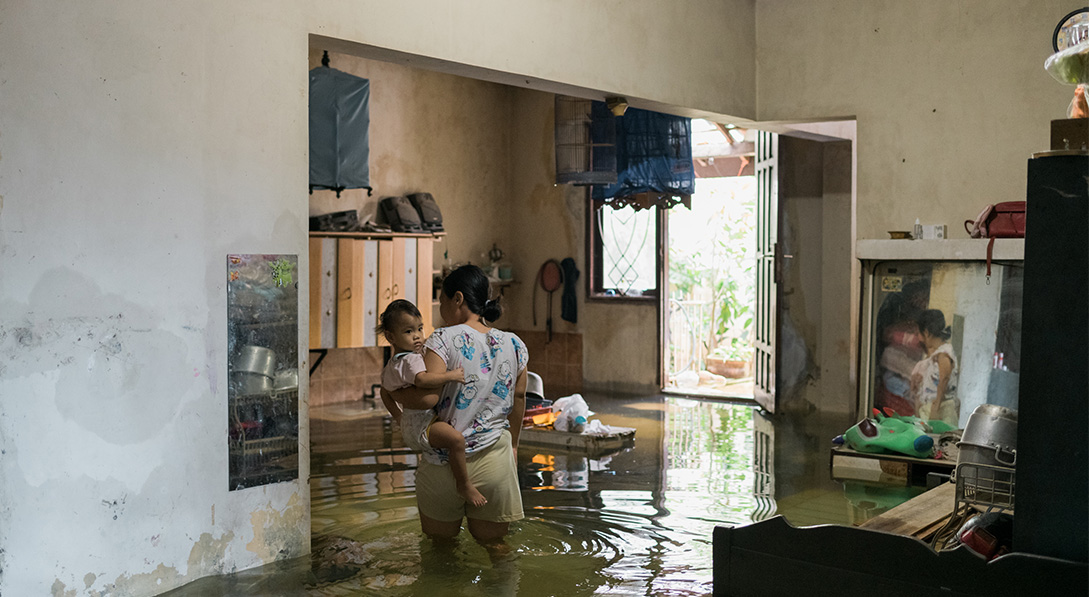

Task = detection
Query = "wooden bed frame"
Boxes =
[713,516,1087,596]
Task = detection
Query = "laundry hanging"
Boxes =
[309,62,372,197]
[560,257,579,324]
[591,105,694,209]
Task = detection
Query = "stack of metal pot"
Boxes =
[956,404,1017,507]
[231,345,277,395]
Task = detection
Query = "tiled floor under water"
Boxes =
[168,393,924,596]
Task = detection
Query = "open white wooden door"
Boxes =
[753,131,779,412]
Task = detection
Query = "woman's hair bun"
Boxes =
[482,296,503,322]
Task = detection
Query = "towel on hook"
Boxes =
[561,257,580,324]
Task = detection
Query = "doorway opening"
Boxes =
[664,120,757,399]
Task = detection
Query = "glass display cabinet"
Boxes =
[857,240,1024,429]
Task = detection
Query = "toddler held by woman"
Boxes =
[377,299,487,507]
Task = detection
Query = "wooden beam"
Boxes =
[859,482,956,538]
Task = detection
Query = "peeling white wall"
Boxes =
[0,2,312,595]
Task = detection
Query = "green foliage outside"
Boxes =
[669,177,757,364]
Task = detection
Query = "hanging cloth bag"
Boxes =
[309,66,372,197]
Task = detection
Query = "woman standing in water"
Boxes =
[384,264,528,545]
[910,309,960,427]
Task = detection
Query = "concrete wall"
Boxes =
[772,135,857,417]
[0,1,751,594]
[502,88,659,390]
[307,0,757,119]
[0,2,312,596]
[755,0,1083,239]
[307,49,515,277]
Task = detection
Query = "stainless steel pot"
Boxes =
[957,404,1018,467]
[273,368,299,391]
[231,371,272,395]
[234,345,276,377]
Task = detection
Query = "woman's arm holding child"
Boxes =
[380,388,403,423]
[389,349,450,411]
[414,367,464,388]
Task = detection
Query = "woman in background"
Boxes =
[910,309,960,427]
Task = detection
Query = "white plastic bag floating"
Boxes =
[552,393,594,433]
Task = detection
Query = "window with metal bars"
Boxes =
[586,193,663,300]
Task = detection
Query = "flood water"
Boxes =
[169,393,924,596]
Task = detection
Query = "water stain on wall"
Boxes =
[63,531,237,596]
[50,578,76,597]
[247,493,307,561]
[0,267,194,444]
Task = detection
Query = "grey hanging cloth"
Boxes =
[309,65,372,197]
[560,257,580,324]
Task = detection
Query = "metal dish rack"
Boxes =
[954,462,1015,512]
[930,462,1016,551]
[230,388,299,472]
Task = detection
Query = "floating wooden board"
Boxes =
[520,426,635,456]
[859,482,956,539]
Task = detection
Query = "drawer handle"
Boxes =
[342,288,352,300]
[384,288,391,300]
[392,283,399,296]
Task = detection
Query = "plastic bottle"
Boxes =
[552,394,592,433]
[913,218,923,240]
[569,407,589,433]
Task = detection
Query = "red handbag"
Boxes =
[964,201,1027,281]
[964,201,1026,239]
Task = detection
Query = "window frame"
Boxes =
[585,189,665,303]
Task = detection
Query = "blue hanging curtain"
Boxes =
[309,66,371,197]
[591,105,694,209]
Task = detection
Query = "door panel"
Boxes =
[309,237,338,349]
[391,237,406,302]
[416,238,434,335]
[404,238,418,312]
[754,131,779,412]
[362,239,379,347]
[336,238,367,348]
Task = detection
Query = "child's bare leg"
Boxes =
[428,422,487,507]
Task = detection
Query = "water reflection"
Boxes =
[167,394,909,596]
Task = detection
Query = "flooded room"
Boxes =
[1,2,1087,596]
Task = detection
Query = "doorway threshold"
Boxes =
[661,386,758,405]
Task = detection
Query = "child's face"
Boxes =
[386,312,424,353]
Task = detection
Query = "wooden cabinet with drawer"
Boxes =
[309,232,436,349]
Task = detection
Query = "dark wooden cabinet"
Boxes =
[1016,153,1089,562]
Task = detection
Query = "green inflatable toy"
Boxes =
[836,408,935,459]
